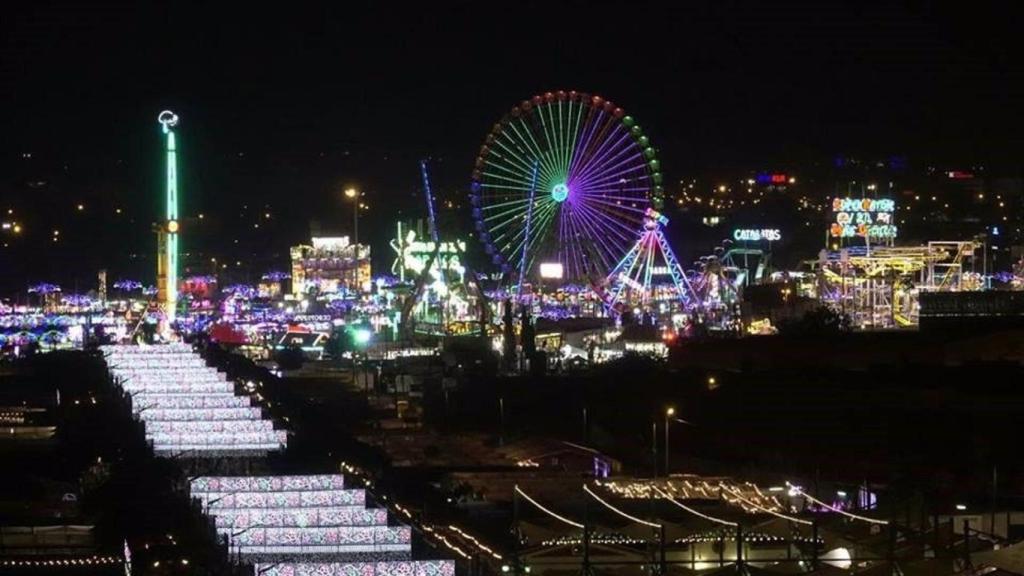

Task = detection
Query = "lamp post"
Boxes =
[665,407,675,476]
[344,187,360,258]
[665,408,692,477]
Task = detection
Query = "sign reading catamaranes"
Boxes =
[733,228,782,242]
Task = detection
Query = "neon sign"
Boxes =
[389,228,466,281]
[756,173,790,185]
[733,228,781,242]
[830,197,897,239]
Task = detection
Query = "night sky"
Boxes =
[1,3,1022,292]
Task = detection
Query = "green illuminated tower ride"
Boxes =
[157,110,180,324]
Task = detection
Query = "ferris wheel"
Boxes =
[471,91,664,285]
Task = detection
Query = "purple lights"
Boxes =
[472,91,663,283]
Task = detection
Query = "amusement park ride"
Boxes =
[470,90,705,323]
[129,92,993,346]
[154,110,180,334]
[397,161,489,338]
[810,241,981,328]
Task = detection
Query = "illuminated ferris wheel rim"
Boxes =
[470,90,664,282]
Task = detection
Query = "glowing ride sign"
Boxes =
[390,228,466,286]
[830,197,897,239]
[733,228,781,242]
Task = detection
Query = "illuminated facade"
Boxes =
[291,236,371,296]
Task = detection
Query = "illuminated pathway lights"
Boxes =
[194,489,366,509]
[228,525,411,554]
[212,507,389,529]
[192,475,347,492]
[190,476,425,560]
[140,406,264,421]
[131,395,252,410]
[105,346,450,573]
[146,420,276,433]
[102,345,286,456]
[253,561,455,576]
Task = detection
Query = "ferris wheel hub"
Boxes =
[551,183,569,203]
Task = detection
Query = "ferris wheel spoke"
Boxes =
[577,180,647,200]
[574,150,648,192]
[555,100,568,174]
[575,187,650,203]
[566,106,602,182]
[577,163,647,188]
[557,99,579,178]
[569,109,623,181]
[573,186,648,220]
[574,191,644,215]
[543,99,572,181]
[480,167,541,189]
[569,197,635,251]
[575,193,649,204]
[571,200,642,244]
[559,208,585,279]
[577,197,649,218]
[493,126,550,186]
[502,200,558,274]
[567,109,615,184]
[564,101,586,184]
[491,134,553,184]
[508,118,559,184]
[523,201,560,271]
[480,161,535,184]
[536,104,564,181]
[570,126,634,189]
[483,150,538,183]
[484,212,524,232]
[480,195,535,211]
[564,207,621,274]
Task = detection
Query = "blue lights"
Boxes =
[551,183,569,203]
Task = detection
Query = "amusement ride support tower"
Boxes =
[157,110,180,325]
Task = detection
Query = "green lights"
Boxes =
[158,110,179,324]
[353,329,372,345]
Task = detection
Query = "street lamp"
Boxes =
[665,407,692,476]
[344,187,360,257]
[664,407,675,475]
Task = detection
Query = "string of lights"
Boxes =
[583,484,661,528]
[514,485,584,529]
[422,524,471,559]
[675,530,823,545]
[719,484,811,525]
[595,477,782,512]
[652,486,737,527]
[447,525,503,560]
[540,533,646,547]
[340,461,493,562]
